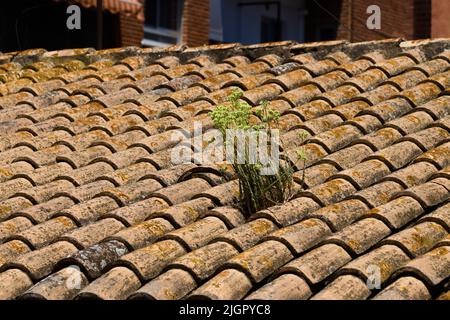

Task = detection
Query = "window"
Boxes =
[143,0,183,47]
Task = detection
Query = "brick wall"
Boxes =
[337,0,431,41]
[120,12,143,47]
[181,0,210,47]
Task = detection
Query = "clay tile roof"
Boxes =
[0,39,449,300]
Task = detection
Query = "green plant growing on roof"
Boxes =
[209,89,308,216]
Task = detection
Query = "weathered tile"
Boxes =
[278,243,352,285]
[356,127,403,150]
[308,124,363,153]
[382,161,438,188]
[381,221,447,257]
[59,218,125,249]
[10,216,77,249]
[188,269,252,300]
[386,111,434,135]
[0,217,33,242]
[413,141,450,169]
[253,197,321,226]
[338,245,410,284]
[116,240,186,281]
[390,246,450,287]
[203,206,245,229]
[167,241,239,281]
[56,240,129,280]
[129,269,196,300]
[107,218,174,250]
[373,276,430,300]
[323,218,391,255]
[265,218,331,255]
[105,197,169,226]
[150,178,211,205]
[56,196,120,226]
[0,269,33,300]
[309,199,369,231]
[1,241,78,281]
[76,266,140,300]
[319,143,373,170]
[162,216,228,250]
[392,181,449,208]
[299,178,357,206]
[367,196,424,230]
[0,240,31,267]
[419,202,450,231]
[212,218,277,251]
[350,180,404,208]
[366,141,422,170]
[222,240,293,283]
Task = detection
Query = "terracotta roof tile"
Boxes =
[381,221,447,257]
[19,266,88,300]
[0,217,33,242]
[413,141,450,168]
[0,269,33,300]
[166,241,238,282]
[104,197,169,226]
[437,288,450,300]
[350,180,404,208]
[153,197,215,228]
[188,269,252,300]
[373,276,431,300]
[1,241,78,281]
[308,199,369,231]
[55,240,128,280]
[390,245,450,288]
[115,240,186,282]
[1,39,449,300]
[129,268,196,300]
[59,218,125,249]
[264,218,331,255]
[246,274,312,300]
[366,196,424,230]
[253,196,321,227]
[202,206,245,229]
[211,218,276,252]
[392,181,449,208]
[14,197,76,224]
[161,216,227,251]
[277,243,351,286]
[76,266,140,300]
[221,240,293,283]
[0,240,31,266]
[7,216,76,249]
[337,244,410,284]
[419,202,450,231]
[323,218,391,255]
[311,275,371,300]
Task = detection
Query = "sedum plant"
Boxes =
[210,90,306,216]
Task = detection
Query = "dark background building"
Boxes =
[0,0,449,53]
